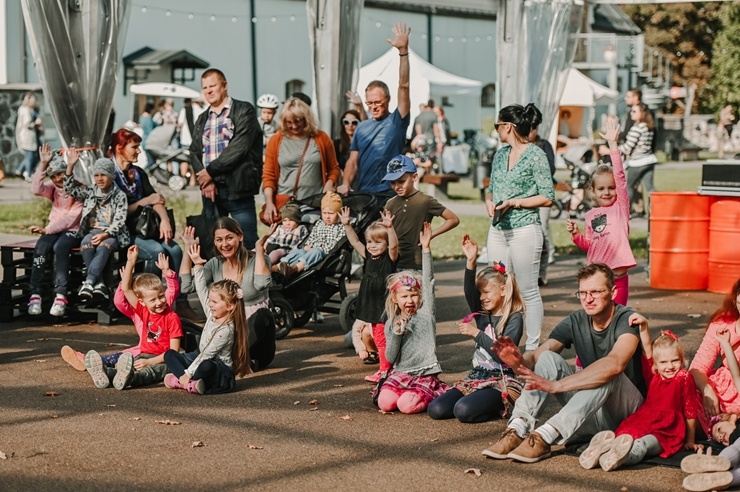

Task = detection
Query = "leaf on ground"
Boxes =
[464,468,481,477]
[44,391,59,397]
[105,343,115,347]
[0,451,6,460]
[340,414,352,421]
[293,401,301,405]
[379,409,394,415]
[191,441,205,448]
[50,415,59,419]
[688,313,702,318]
[309,407,319,411]
[431,438,439,442]
[34,359,47,363]
[247,444,264,450]
[155,419,182,425]
[309,399,318,405]
[129,417,141,421]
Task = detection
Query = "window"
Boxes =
[482,83,496,108]
[285,79,305,99]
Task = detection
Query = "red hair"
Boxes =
[708,278,740,326]
[109,128,142,157]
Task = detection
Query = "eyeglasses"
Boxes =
[574,289,609,299]
[342,119,359,126]
[365,98,387,108]
[494,122,517,129]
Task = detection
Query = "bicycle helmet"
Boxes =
[257,93,280,109]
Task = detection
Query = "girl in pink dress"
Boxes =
[567,119,635,307]
[579,325,705,471]
[690,279,740,418]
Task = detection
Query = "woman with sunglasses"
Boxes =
[262,98,341,224]
[485,103,555,351]
[334,109,362,171]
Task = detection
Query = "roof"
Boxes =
[123,47,209,70]
[365,0,496,18]
[591,4,641,35]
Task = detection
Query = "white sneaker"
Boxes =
[49,295,67,317]
[28,294,42,315]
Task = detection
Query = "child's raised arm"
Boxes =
[379,210,399,261]
[629,313,652,359]
[340,206,365,257]
[715,326,740,395]
[120,245,140,307]
[600,119,620,152]
[461,234,478,271]
[187,243,209,311]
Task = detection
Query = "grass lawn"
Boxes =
[0,163,698,260]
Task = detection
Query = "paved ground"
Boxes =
[0,248,723,491]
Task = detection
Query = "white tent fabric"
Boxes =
[559,68,618,107]
[358,48,482,136]
[129,82,202,100]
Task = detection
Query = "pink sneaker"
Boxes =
[60,345,86,372]
[185,379,205,394]
[164,374,181,389]
[364,370,382,383]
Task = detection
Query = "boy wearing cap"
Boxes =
[383,154,459,270]
[64,150,130,300]
[27,143,83,316]
[275,192,345,279]
[266,202,309,265]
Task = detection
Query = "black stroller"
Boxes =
[269,192,382,339]
[550,144,595,220]
[144,124,191,191]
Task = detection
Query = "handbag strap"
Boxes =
[291,136,312,198]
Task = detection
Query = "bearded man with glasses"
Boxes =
[337,22,411,203]
[481,263,648,464]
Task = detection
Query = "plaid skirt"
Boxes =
[377,371,450,404]
[453,368,524,417]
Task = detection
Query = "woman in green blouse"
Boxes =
[485,103,555,351]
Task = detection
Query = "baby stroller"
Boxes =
[144,124,191,191]
[550,144,595,220]
[269,192,382,339]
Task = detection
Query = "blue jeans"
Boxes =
[202,185,258,249]
[30,231,80,295]
[18,150,40,176]
[133,235,183,275]
[80,229,118,285]
[282,247,326,269]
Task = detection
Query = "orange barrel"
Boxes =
[649,192,712,290]
[708,198,740,293]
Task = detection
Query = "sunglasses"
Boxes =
[342,119,359,127]
[494,122,517,129]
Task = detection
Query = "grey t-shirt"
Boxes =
[277,136,323,199]
[414,110,438,138]
[548,304,647,397]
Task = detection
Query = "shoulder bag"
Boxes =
[133,206,176,241]
[259,137,312,226]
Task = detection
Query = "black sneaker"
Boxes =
[78,282,94,300]
[93,283,109,299]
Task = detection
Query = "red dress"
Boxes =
[615,357,705,457]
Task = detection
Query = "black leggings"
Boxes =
[249,308,276,371]
[163,350,220,387]
[427,387,504,423]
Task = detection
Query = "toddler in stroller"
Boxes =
[268,191,383,340]
[144,124,191,191]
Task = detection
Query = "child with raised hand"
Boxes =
[580,321,704,472]
[83,245,183,390]
[60,251,179,372]
[163,243,251,394]
[374,222,449,414]
[340,206,398,382]
[63,151,129,301]
[567,119,635,306]
[427,234,525,423]
[27,143,82,317]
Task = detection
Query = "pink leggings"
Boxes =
[377,389,428,414]
[614,273,629,306]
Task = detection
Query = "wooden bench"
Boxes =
[0,239,122,324]
[677,146,701,162]
[420,173,460,201]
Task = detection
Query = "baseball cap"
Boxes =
[381,155,417,182]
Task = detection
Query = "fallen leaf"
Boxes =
[191,441,205,448]
[293,401,301,405]
[106,404,116,407]
[340,415,352,421]
[129,417,141,421]
[379,409,394,415]
[431,438,439,442]
[464,468,482,477]
[309,399,318,405]
[309,407,319,411]
[688,313,701,318]
[50,415,59,419]
[34,359,47,363]
[0,451,6,460]
[155,419,182,425]
[620,487,628,492]
[44,391,59,397]
[106,343,115,347]
[247,444,264,450]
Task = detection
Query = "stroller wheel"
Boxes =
[271,296,294,340]
[339,293,357,333]
[169,175,186,191]
[550,200,563,220]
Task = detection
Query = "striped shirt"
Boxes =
[618,122,653,160]
[202,97,234,168]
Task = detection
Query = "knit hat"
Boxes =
[92,158,116,180]
[280,202,302,223]
[321,191,342,213]
[46,156,67,177]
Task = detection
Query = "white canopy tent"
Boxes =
[129,82,202,100]
[357,48,482,138]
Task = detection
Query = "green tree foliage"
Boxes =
[621,2,723,114]
[709,2,740,114]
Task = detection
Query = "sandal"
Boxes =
[364,352,379,365]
